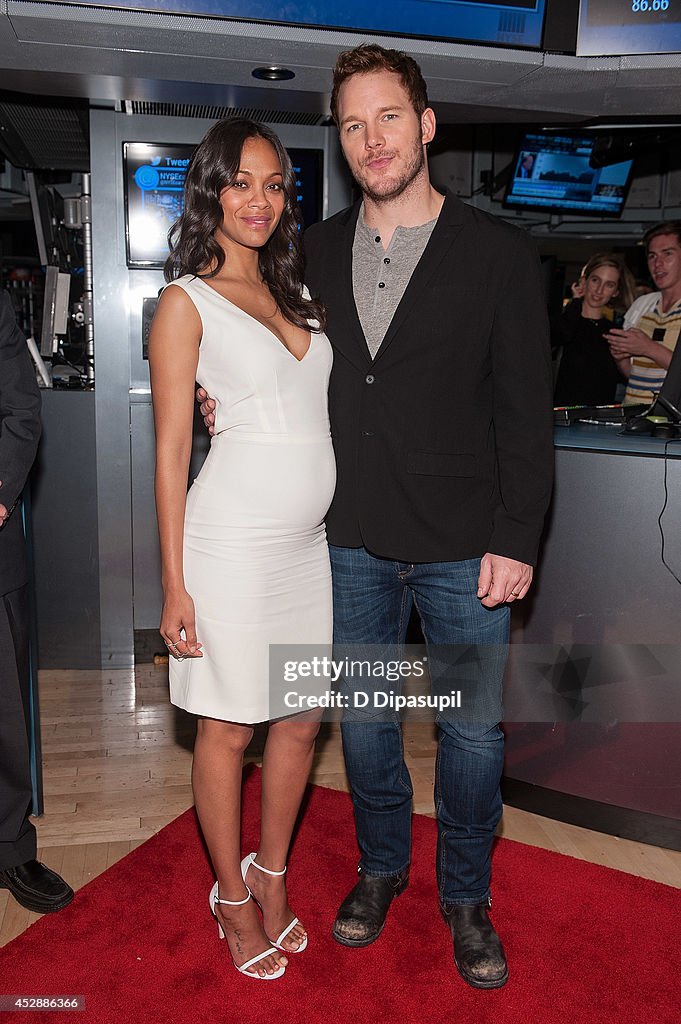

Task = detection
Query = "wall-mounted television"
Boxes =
[44,1,548,50]
[503,131,635,217]
[123,141,324,269]
[577,0,681,57]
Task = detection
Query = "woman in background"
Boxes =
[553,252,636,406]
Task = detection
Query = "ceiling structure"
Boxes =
[1,2,681,122]
[1,2,681,178]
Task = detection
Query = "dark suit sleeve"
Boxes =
[0,292,41,512]
[488,231,554,565]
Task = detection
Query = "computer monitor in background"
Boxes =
[503,131,635,218]
[26,171,66,267]
[654,340,681,424]
[123,141,324,269]
[624,340,681,436]
[124,143,193,268]
[39,265,70,357]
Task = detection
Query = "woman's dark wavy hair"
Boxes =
[164,118,325,331]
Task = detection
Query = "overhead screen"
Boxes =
[577,0,681,56]
[41,1,548,48]
[123,142,323,268]
[503,132,635,217]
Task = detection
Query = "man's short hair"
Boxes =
[643,220,681,251]
[330,43,429,125]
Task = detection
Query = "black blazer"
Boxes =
[0,291,41,596]
[305,192,554,566]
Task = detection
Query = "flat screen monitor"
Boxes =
[123,141,324,268]
[503,132,635,217]
[42,1,548,49]
[653,333,681,422]
[577,0,681,57]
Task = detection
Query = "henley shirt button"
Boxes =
[383,257,390,264]
[374,235,381,243]
[362,431,375,437]
[378,282,386,289]
[365,374,375,384]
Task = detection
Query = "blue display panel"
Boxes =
[503,132,635,217]
[577,0,681,57]
[44,1,547,49]
[124,144,189,266]
[123,142,323,268]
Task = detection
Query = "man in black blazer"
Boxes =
[0,289,73,913]
[201,44,553,988]
[307,45,552,988]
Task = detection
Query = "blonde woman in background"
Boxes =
[552,252,636,406]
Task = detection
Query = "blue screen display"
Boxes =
[124,142,323,267]
[503,132,635,218]
[577,0,681,57]
[48,1,547,49]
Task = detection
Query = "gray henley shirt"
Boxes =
[352,206,438,359]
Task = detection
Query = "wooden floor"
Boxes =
[2,663,680,947]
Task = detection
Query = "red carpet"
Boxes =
[1,769,679,1023]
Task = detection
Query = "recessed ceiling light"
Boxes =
[252,66,295,82]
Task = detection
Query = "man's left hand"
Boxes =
[477,553,533,608]
[604,327,653,360]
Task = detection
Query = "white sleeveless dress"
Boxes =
[166,275,336,723]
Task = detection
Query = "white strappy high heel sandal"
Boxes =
[208,882,286,980]
[240,852,308,953]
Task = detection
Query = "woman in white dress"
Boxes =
[148,119,335,980]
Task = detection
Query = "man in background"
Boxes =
[607,220,681,404]
[516,152,536,178]
[0,289,73,915]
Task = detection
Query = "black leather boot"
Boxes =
[332,867,409,947]
[443,898,508,989]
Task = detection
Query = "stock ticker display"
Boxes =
[43,0,548,48]
[578,0,681,56]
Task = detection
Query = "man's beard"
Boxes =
[355,134,425,203]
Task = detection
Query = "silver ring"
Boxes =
[166,640,184,658]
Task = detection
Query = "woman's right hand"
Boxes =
[196,387,217,435]
[161,587,203,660]
[571,277,586,300]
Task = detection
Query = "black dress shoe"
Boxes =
[0,860,74,914]
[332,867,409,947]
[443,899,508,989]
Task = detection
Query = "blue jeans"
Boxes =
[330,545,509,907]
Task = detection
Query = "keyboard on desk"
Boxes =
[555,405,623,426]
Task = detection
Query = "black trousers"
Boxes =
[0,583,37,870]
